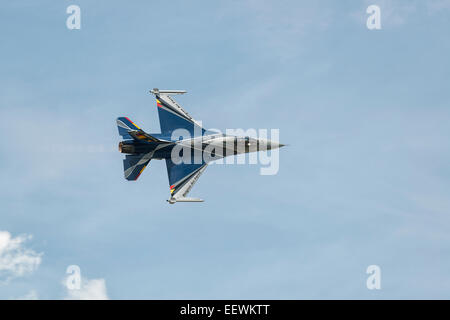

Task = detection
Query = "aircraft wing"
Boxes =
[150,89,205,138]
[165,158,207,203]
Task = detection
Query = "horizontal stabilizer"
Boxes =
[117,117,141,140]
[128,130,165,143]
[123,154,151,181]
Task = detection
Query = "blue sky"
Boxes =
[0,0,449,299]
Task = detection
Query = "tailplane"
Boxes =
[123,154,151,181]
[117,117,166,142]
[117,117,141,140]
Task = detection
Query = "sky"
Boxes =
[0,0,449,299]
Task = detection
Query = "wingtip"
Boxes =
[150,89,187,95]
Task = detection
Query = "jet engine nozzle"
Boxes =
[119,142,136,154]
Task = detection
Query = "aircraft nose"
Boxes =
[262,140,285,150]
[272,141,286,149]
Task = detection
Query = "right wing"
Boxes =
[165,158,207,203]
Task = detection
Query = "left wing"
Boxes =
[150,89,205,138]
[165,158,207,203]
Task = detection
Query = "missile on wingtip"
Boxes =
[167,197,204,204]
[150,88,187,95]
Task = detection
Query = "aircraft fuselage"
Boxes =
[119,134,283,160]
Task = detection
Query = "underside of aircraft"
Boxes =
[116,89,284,203]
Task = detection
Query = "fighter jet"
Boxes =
[117,89,284,204]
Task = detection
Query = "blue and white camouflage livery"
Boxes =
[117,89,284,204]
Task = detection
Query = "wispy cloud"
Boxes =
[16,289,39,300]
[427,0,450,13]
[64,277,109,300]
[12,277,109,300]
[243,0,333,36]
[0,231,42,283]
[218,0,333,61]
